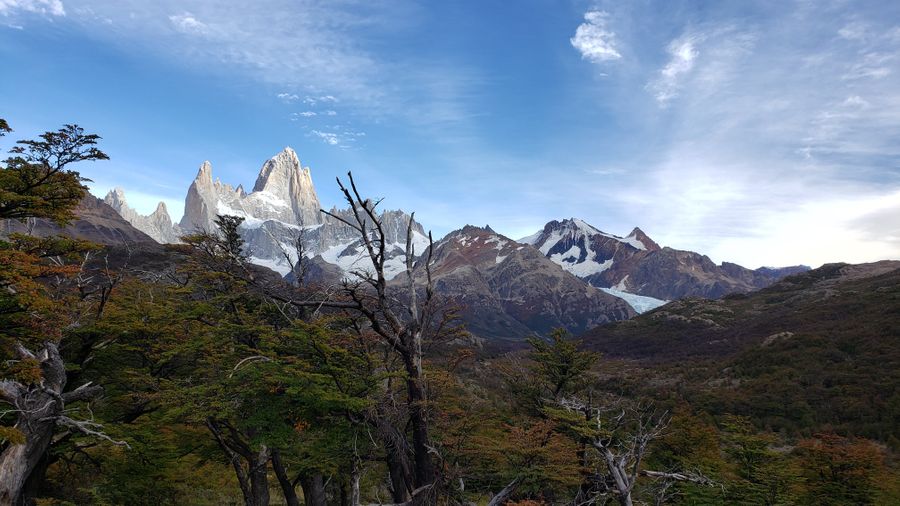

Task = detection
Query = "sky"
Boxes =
[1,0,899,268]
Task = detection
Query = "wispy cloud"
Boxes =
[0,0,65,17]
[308,128,364,149]
[647,34,700,104]
[303,95,338,106]
[570,10,621,63]
[169,12,208,35]
[593,5,900,266]
[310,130,339,146]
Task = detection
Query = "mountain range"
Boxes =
[79,146,809,341]
[521,218,808,300]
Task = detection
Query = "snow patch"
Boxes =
[622,234,647,251]
[485,236,509,250]
[517,230,542,245]
[549,244,613,277]
[248,256,292,275]
[600,287,667,314]
[248,190,290,210]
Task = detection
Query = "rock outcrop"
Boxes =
[103,188,182,243]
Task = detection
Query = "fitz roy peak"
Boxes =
[111,147,424,279]
[180,148,323,233]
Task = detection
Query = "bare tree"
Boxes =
[560,398,716,506]
[0,343,125,504]
[317,172,438,491]
[246,173,448,498]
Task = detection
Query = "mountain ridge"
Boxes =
[521,217,809,300]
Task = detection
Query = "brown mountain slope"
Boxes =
[580,260,900,442]
[582,260,900,360]
[422,225,635,344]
[2,195,157,246]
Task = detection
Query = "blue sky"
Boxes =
[1,0,899,268]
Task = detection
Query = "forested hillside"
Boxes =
[1,120,898,505]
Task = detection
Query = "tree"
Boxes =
[146,215,379,506]
[796,433,884,505]
[511,330,716,506]
[277,172,441,500]
[0,123,108,224]
[0,120,119,505]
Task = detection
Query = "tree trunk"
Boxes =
[20,449,54,506]
[249,445,270,506]
[271,449,300,506]
[0,343,67,505]
[404,363,434,489]
[350,458,361,506]
[300,474,326,506]
[383,428,413,503]
[0,417,57,505]
[599,447,633,506]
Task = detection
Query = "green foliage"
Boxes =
[0,121,108,224]
[795,433,884,505]
[719,415,795,505]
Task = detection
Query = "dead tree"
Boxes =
[0,343,124,505]
[308,172,438,491]
[560,398,716,506]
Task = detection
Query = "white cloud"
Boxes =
[295,111,316,117]
[707,188,900,267]
[647,35,700,104]
[0,0,64,17]
[277,92,300,102]
[570,10,621,63]
[592,12,900,266]
[842,51,893,80]
[310,130,339,145]
[323,110,337,116]
[303,95,339,106]
[168,12,208,35]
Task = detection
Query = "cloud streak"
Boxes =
[647,34,700,104]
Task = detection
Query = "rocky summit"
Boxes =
[104,187,182,244]
[521,218,808,300]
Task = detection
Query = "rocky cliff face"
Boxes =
[522,218,808,300]
[421,225,635,342]
[248,149,322,226]
[103,188,182,243]
[179,148,323,233]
